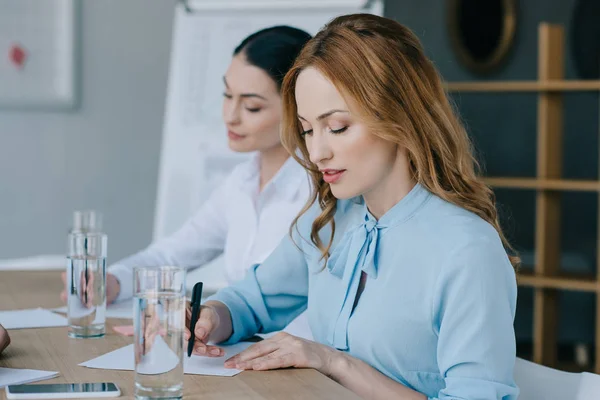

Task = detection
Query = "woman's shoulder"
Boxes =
[205,155,264,200]
[419,194,501,244]
[416,195,515,278]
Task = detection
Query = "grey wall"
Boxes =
[0,0,176,263]
[385,1,599,345]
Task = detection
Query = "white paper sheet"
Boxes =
[0,308,67,329]
[0,367,59,389]
[137,337,181,375]
[52,299,133,320]
[80,340,252,377]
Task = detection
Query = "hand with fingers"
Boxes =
[223,332,339,375]
[134,302,162,364]
[60,271,120,306]
[0,324,10,355]
[60,269,97,322]
[184,303,225,358]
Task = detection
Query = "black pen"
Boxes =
[83,236,88,306]
[187,282,203,357]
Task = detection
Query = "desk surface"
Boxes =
[0,271,358,400]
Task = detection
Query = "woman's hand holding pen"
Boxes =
[184,302,226,357]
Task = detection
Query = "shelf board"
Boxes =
[484,177,600,191]
[518,273,598,292]
[445,80,600,92]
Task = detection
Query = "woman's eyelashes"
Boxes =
[300,125,348,137]
[222,93,262,113]
[330,126,348,134]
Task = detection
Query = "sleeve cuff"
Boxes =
[207,288,259,345]
[107,264,134,303]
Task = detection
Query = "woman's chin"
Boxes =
[227,140,255,153]
[329,185,359,200]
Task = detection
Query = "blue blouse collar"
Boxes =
[352,182,432,228]
[328,182,431,278]
[324,182,431,350]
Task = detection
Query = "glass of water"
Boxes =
[133,266,186,400]
[67,232,107,338]
[71,210,103,233]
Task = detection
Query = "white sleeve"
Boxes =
[109,180,230,302]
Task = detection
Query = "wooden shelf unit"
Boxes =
[446,23,600,373]
[518,272,599,293]
[445,80,600,92]
[483,178,600,192]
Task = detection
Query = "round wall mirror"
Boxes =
[447,0,517,74]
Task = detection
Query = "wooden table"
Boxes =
[0,271,358,399]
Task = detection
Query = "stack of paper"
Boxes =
[0,367,58,388]
[80,339,252,377]
[0,308,67,329]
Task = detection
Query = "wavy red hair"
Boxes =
[281,14,519,269]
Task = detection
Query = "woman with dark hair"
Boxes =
[59,26,313,336]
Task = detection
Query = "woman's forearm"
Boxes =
[326,351,426,400]
[204,300,233,344]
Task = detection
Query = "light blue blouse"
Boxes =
[208,183,519,399]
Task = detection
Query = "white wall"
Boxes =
[0,0,176,262]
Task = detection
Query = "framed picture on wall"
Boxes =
[0,0,78,110]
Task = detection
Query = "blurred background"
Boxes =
[1,0,599,373]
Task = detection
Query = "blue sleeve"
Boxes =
[430,237,520,400]
[206,229,309,344]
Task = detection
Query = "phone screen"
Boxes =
[8,382,119,394]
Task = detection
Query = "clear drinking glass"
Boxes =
[67,232,107,338]
[133,266,186,400]
[71,210,103,233]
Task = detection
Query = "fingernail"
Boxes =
[195,345,206,354]
[210,348,220,355]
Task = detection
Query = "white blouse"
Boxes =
[109,153,311,302]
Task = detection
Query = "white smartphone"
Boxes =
[5,382,120,399]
